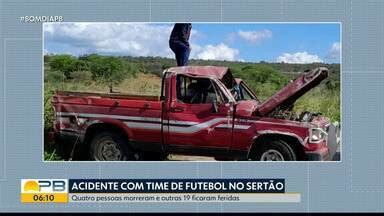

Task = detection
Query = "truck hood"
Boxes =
[255,67,329,116]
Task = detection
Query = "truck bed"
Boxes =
[53,90,161,109]
[52,90,163,144]
[55,90,160,101]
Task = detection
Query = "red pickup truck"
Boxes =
[51,66,339,161]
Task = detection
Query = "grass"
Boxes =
[44,141,63,161]
[294,87,340,123]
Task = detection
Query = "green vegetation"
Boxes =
[80,54,136,92]
[44,54,340,161]
[231,64,289,100]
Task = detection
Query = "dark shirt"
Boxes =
[169,23,192,46]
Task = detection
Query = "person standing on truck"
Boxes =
[169,23,192,66]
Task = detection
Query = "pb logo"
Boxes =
[21,179,68,193]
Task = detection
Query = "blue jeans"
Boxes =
[170,41,190,66]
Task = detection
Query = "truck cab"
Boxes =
[160,66,338,161]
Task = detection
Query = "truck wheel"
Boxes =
[89,131,135,161]
[250,139,297,161]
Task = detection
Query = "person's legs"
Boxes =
[180,46,190,66]
[170,41,190,66]
[176,51,183,66]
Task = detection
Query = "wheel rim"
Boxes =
[97,139,122,161]
[260,149,284,161]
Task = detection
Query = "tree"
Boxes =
[73,59,88,72]
[87,55,126,93]
[48,54,77,79]
[238,65,288,86]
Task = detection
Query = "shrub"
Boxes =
[325,79,340,91]
[87,55,126,92]
[44,70,66,83]
[44,84,54,131]
[231,64,289,100]
[71,70,93,83]
[49,54,77,79]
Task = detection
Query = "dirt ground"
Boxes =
[167,145,341,161]
[167,154,215,161]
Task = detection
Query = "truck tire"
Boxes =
[250,139,297,161]
[89,131,135,161]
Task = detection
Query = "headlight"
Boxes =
[309,128,328,143]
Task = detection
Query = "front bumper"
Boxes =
[306,147,331,161]
[305,123,339,161]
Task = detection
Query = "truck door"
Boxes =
[163,74,233,150]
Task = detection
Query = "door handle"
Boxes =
[143,103,151,108]
[170,107,185,112]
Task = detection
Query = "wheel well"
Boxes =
[77,123,129,159]
[251,134,306,160]
[84,123,129,145]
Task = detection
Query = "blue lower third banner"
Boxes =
[68,179,300,203]
[69,179,285,193]
[21,178,301,203]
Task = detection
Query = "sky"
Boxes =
[44,23,341,64]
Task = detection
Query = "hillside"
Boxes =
[118,56,340,79]
[44,54,340,120]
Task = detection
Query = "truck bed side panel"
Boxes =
[53,95,163,144]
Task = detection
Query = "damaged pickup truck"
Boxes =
[51,66,340,161]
